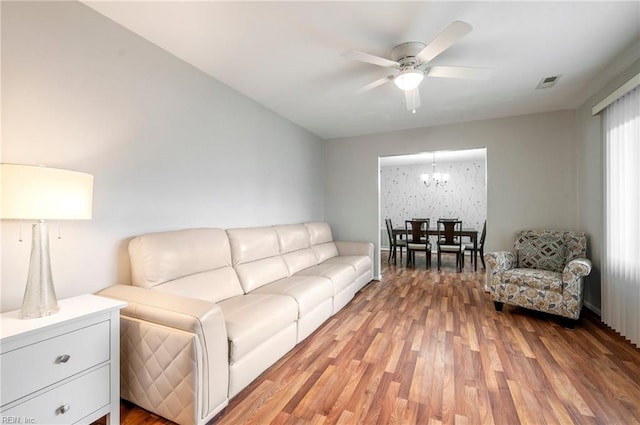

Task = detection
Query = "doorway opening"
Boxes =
[378,148,487,271]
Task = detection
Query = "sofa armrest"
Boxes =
[99,285,226,336]
[98,285,229,425]
[334,240,374,259]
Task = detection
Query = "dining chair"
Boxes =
[437,219,465,272]
[385,218,406,265]
[464,220,486,270]
[404,219,431,269]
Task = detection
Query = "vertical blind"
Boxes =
[603,85,640,347]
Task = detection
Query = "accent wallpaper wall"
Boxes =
[380,159,487,247]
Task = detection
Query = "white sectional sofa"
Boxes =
[98,222,373,425]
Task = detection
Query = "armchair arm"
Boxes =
[98,285,229,425]
[484,251,516,294]
[334,240,374,260]
[559,258,592,320]
[484,251,516,273]
[562,258,592,294]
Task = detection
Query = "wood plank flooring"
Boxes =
[110,253,640,425]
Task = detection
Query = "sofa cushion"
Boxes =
[312,242,339,263]
[234,256,290,293]
[295,263,356,295]
[217,294,298,364]
[228,227,291,292]
[130,228,233,287]
[281,249,318,275]
[154,266,243,304]
[274,224,311,253]
[322,255,372,277]
[128,228,245,302]
[516,233,566,273]
[502,268,563,293]
[227,227,281,266]
[274,224,319,274]
[251,276,333,317]
[305,222,334,245]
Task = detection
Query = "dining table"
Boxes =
[392,226,479,271]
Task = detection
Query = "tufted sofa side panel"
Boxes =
[99,285,229,425]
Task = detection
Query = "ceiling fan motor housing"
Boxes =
[391,42,426,68]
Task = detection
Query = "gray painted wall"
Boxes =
[1,2,325,311]
[324,111,578,280]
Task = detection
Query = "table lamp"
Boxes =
[1,164,93,318]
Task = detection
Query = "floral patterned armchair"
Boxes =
[484,230,592,327]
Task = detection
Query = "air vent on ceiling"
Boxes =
[536,75,561,89]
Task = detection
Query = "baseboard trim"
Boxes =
[583,301,601,317]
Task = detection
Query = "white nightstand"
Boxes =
[0,294,127,425]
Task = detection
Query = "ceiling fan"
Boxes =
[343,21,492,113]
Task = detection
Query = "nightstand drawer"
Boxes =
[1,320,110,404]
[3,365,110,424]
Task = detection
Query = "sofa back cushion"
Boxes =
[128,228,244,303]
[514,230,571,273]
[274,224,311,253]
[305,222,333,245]
[154,267,242,303]
[305,222,339,263]
[274,224,318,274]
[227,227,290,292]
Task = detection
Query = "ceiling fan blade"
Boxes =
[403,88,421,112]
[416,21,473,64]
[357,75,394,93]
[427,65,493,80]
[343,50,400,68]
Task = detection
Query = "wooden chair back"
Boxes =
[385,218,394,246]
[437,220,462,246]
[405,219,429,244]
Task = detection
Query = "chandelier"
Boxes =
[420,152,449,187]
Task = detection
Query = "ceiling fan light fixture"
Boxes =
[394,68,424,91]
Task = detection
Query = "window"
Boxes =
[603,85,640,346]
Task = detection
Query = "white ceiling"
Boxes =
[84,1,640,140]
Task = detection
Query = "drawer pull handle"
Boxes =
[57,404,71,415]
[56,354,71,363]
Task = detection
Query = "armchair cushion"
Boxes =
[501,268,563,292]
[497,281,565,317]
[515,232,566,273]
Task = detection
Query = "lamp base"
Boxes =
[20,221,59,319]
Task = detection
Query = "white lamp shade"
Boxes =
[394,69,424,91]
[1,164,93,220]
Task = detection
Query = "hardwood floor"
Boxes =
[113,253,640,425]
